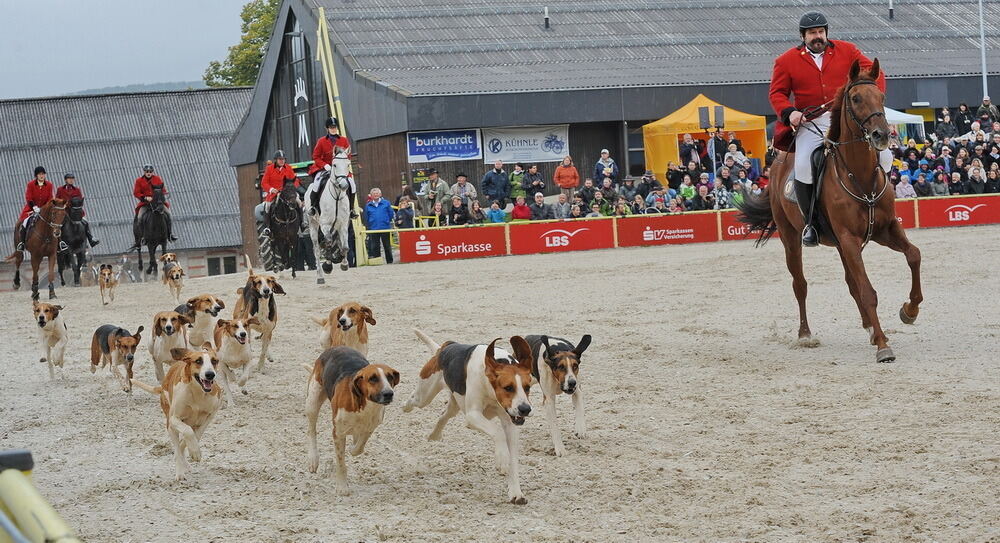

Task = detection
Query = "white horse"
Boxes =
[307,152,352,284]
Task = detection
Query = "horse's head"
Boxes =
[45,198,68,225]
[151,185,167,212]
[68,197,84,221]
[332,149,352,180]
[838,58,889,151]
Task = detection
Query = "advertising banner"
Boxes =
[482,125,569,163]
[508,219,614,255]
[916,195,1000,228]
[618,213,718,247]
[894,198,917,229]
[398,226,506,263]
[407,129,482,163]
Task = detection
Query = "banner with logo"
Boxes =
[508,219,614,255]
[407,129,482,163]
[916,194,1000,228]
[482,125,570,163]
[398,226,506,262]
[894,199,917,229]
[618,213,718,247]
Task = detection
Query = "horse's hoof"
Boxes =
[317,278,325,285]
[796,335,820,348]
[322,262,333,274]
[899,303,918,325]
[49,292,57,300]
[340,263,349,271]
[876,348,896,363]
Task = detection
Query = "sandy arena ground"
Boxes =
[1,225,998,542]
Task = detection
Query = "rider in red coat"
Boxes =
[16,166,66,251]
[129,164,177,251]
[55,173,99,247]
[769,11,890,246]
[307,117,356,218]
[254,150,301,235]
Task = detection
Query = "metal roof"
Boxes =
[318,0,1000,96]
[0,88,252,256]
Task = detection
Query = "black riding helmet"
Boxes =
[64,173,75,180]
[274,150,287,161]
[143,164,154,172]
[325,117,338,129]
[799,11,828,34]
[34,166,46,176]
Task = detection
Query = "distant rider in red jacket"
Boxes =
[306,117,356,218]
[254,150,301,236]
[129,164,177,251]
[16,166,68,252]
[56,173,99,247]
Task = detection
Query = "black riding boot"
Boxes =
[166,213,178,242]
[15,227,25,252]
[309,176,326,216]
[83,219,100,247]
[348,187,358,219]
[129,214,142,251]
[794,180,819,247]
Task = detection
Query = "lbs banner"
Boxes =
[482,125,570,163]
[407,129,482,163]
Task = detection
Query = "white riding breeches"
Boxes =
[794,112,892,184]
[307,172,355,198]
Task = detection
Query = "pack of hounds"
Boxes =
[28,254,591,504]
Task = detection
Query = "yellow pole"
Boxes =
[0,469,80,543]
[316,7,370,265]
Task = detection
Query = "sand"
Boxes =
[1,225,998,542]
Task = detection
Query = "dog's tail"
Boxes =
[311,316,328,327]
[301,363,313,372]
[413,328,440,352]
[131,379,161,396]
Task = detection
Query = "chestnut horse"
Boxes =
[7,198,68,300]
[736,59,922,363]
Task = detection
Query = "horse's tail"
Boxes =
[3,251,17,262]
[734,188,778,247]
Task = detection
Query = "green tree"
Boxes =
[204,0,280,87]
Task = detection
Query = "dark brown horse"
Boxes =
[263,178,302,277]
[7,199,69,300]
[736,59,922,363]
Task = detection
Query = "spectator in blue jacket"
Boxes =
[481,160,510,207]
[593,149,619,185]
[486,200,507,223]
[363,188,395,263]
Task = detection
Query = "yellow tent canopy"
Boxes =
[642,94,767,176]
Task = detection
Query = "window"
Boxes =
[627,123,650,176]
[208,257,221,276]
[207,256,237,276]
[223,256,237,275]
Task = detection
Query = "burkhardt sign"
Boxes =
[482,125,570,163]
[406,129,482,163]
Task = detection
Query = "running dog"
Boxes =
[148,310,191,382]
[161,259,185,303]
[233,255,284,372]
[403,330,534,505]
[132,345,222,481]
[312,302,376,356]
[213,317,259,404]
[90,324,144,393]
[175,294,225,348]
[33,301,68,380]
[304,346,399,496]
[92,264,120,306]
[524,335,591,457]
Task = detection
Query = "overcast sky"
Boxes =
[0,0,251,99]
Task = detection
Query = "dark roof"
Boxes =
[320,0,1000,96]
[0,87,252,256]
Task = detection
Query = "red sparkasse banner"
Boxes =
[719,209,781,241]
[894,198,916,229]
[618,212,718,247]
[917,195,1000,228]
[508,219,615,255]
[398,226,507,262]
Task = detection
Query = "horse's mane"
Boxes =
[826,73,876,143]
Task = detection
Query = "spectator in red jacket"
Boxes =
[255,150,300,235]
[510,195,532,220]
[55,173,99,247]
[553,155,580,200]
[306,117,356,218]
[16,166,66,252]
[130,164,177,251]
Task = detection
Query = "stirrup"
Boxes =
[801,225,819,247]
[261,227,272,237]
[58,241,69,253]
[15,242,24,252]
[308,207,319,217]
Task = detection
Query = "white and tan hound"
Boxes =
[233,255,284,372]
[148,310,191,383]
[213,317,260,404]
[132,345,222,481]
[175,294,225,348]
[92,264,120,306]
[90,324,144,393]
[161,256,185,303]
[312,302,376,356]
[403,330,534,504]
[304,346,399,495]
[33,301,68,380]
[524,334,591,456]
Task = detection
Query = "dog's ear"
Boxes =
[350,375,366,408]
[186,299,196,310]
[153,318,163,337]
[179,269,186,277]
[32,300,40,310]
[236,287,244,295]
[247,317,261,327]
[540,335,556,359]
[388,369,400,387]
[270,280,285,295]
[484,338,503,374]
[170,348,191,361]
[573,335,592,358]
[201,342,215,352]
[158,254,166,262]
[361,306,376,326]
[509,336,533,370]
[216,298,226,309]
[53,305,63,312]
[215,319,229,330]
[177,313,192,326]
[133,325,144,340]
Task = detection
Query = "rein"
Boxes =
[271,189,300,226]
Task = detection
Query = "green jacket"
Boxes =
[509,171,526,200]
